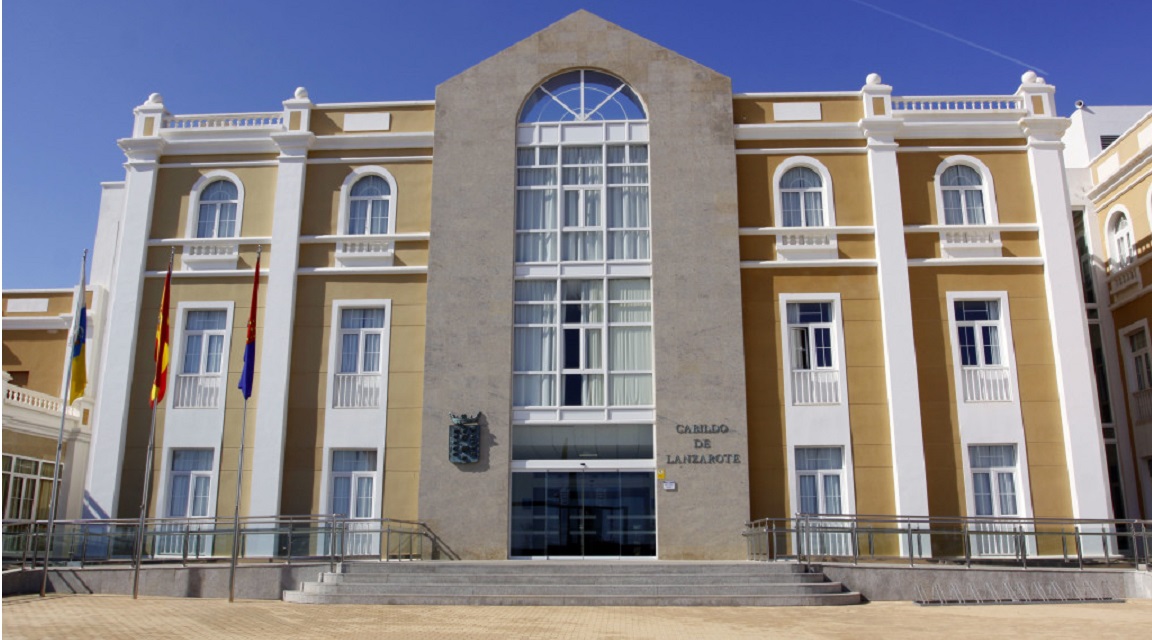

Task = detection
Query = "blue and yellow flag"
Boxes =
[67,255,88,404]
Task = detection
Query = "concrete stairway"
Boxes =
[283,561,861,606]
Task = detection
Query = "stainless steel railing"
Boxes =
[744,514,1152,569]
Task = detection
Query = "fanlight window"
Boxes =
[940,165,986,225]
[780,167,825,228]
[196,181,239,238]
[520,70,646,123]
[348,176,392,235]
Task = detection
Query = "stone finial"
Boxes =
[294,87,309,100]
[865,73,882,85]
[147,92,164,104]
[1020,71,1038,84]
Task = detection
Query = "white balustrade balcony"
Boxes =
[173,374,223,409]
[332,373,383,409]
[4,381,81,419]
[939,226,1002,259]
[335,237,396,268]
[776,228,838,261]
[891,96,1024,113]
[961,366,1012,403]
[791,369,841,405]
[1131,389,1152,425]
[182,240,240,271]
[162,113,284,130]
[1107,263,1140,295]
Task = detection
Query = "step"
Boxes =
[322,571,828,586]
[300,582,849,597]
[282,592,863,606]
[337,561,806,575]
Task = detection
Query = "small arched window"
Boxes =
[940,165,986,225]
[196,180,239,238]
[347,175,392,235]
[779,167,825,228]
[1110,211,1134,266]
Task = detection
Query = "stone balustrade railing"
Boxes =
[4,380,81,418]
[891,96,1024,113]
[162,113,284,130]
[1108,263,1140,294]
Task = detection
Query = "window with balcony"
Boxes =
[332,308,386,409]
[773,158,836,260]
[953,300,1011,402]
[174,310,228,408]
[166,449,213,518]
[795,447,843,515]
[183,173,244,270]
[329,450,376,518]
[336,169,398,267]
[786,302,840,405]
[1109,211,1135,267]
[934,157,1001,258]
[969,445,1018,517]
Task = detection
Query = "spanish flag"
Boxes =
[150,259,172,407]
[67,254,88,404]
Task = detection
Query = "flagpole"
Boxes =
[40,251,87,598]
[133,248,174,600]
[229,245,261,603]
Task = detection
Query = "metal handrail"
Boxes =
[743,514,1151,569]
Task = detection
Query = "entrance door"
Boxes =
[510,471,655,558]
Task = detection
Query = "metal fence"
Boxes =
[3,514,443,571]
[744,514,1152,569]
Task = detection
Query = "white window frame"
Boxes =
[2,454,58,521]
[772,157,837,261]
[326,300,392,411]
[933,156,1002,259]
[793,446,846,515]
[781,294,846,406]
[1105,207,1135,268]
[164,448,215,519]
[168,302,235,410]
[337,167,398,237]
[182,170,245,270]
[946,292,1015,403]
[1120,320,1152,426]
[324,449,379,519]
[334,167,398,267]
[966,444,1020,518]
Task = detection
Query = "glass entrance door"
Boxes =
[510,471,655,558]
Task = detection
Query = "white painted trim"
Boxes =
[897,146,1029,153]
[312,132,434,151]
[160,160,279,169]
[734,91,862,98]
[735,123,864,141]
[1103,206,1135,266]
[297,266,428,276]
[740,226,874,236]
[157,301,235,521]
[735,148,867,156]
[314,100,436,108]
[740,259,876,269]
[319,299,392,522]
[308,156,433,165]
[907,257,1045,267]
[299,233,429,243]
[146,270,266,278]
[1,316,72,330]
[771,157,838,227]
[184,170,246,238]
[903,224,1037,233]
[148,236,272,246]
[2,287,91,294]
[778,293,857,518]
[336,166,399,238]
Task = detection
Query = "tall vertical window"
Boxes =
[940,165,986,225]
[1109,211,1134,267]
[954,301,1002,368]
[969,445,1018,517]
[333,308,386,409]
[167,449,213,518]
[513,70,651,410]
[2,454,57,520]
[779,167,825,228]
[174,310,228,409]
[347,175,392,235]
[196,181,239,238]
[1129,329,1152,392]
[786,302,839,405]
[329,450,376,519]
[795,447,843,515]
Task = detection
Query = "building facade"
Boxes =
[70,12,1119,559]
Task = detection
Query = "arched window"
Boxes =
[519,69,646,123]
[347,175,392,235]
[1109,210,1135,266]
[779,167,825,228]
[940,165,986,225]
[196,180,239,238]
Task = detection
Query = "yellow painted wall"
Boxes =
[310,105,435,136]
[733,96,863,125]
[152,166,279,240]
[741,269,894,520]
[909,267,1072,519]
[736,153,875,229]
[280,276,427,522]
[300,163,433,238]
[897,151,1037,226]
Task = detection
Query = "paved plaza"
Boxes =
[3,594,1149,639]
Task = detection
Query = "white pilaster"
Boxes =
[83,94,167,519]
[861,75,932,532]
[247,90,314,531]
[1019,74,1113,524]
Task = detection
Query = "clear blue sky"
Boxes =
[4,0,1150,289]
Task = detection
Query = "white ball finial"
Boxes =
[147,93,164,104]
[866,73,882,85]
[294,86,309,100]
[1021,71,1037,84]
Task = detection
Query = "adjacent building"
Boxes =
[29,12,1128,559]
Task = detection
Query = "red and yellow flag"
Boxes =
[150,262,172,407]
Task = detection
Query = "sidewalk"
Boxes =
[4,595,1149,639]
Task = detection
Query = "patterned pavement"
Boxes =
[3,594,1149,639]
